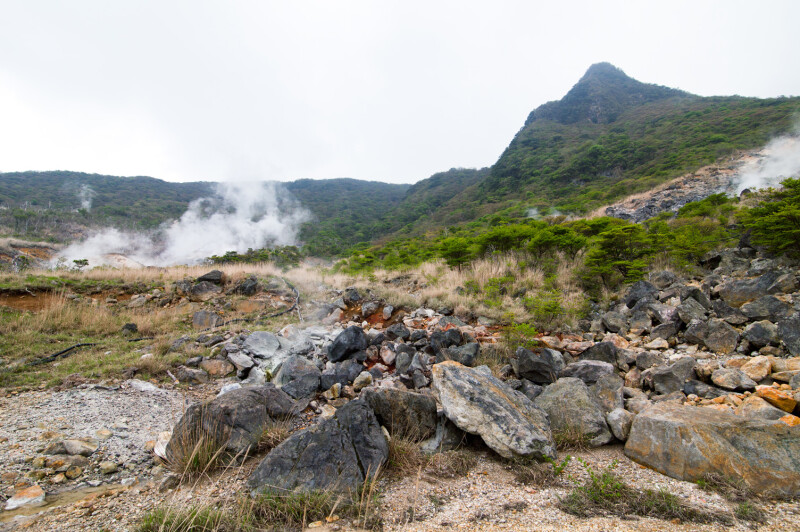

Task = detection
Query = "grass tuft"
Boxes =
[558,459,731,524]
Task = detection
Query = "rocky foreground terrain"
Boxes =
[1,243,800,531]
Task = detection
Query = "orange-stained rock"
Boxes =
[199,358,234,378]
[780,414,800,427]
[624,402,800,496]
[756,386,797,413]
[4,484,45,511]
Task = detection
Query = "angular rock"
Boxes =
[737,395,788,421]
[192,310,223,330]
[650,270,677,290]
[712,300,749,325]
[601,311,627,333]
[625,402,800,496]
[320,359,363,390]
[756,386,797,412]
[520,380,544,402]
[650,322,679,340]
[328,326,369,363]
[624,281,659,308]
[778,315,800,357]
[682,286,712,310]
[248,399,387,494]
[741,296,792,321]
[243,331,284,372]
[361,301,380,317]
[535,377,613,447]
[174,366,209,384]
[199,358,234,378]
[352,371,373,392]
[591,374,624,414]
[740,355,772,382]
[196,270,224,284]
[385,323,411,341]
[227,352,255,372]
[578,341,618,366]
[512,347,562,385]
[743,320,779,348]
[63,438,99,457]
[4,484,45,511]
[718,272,782,307]
[361,387,438,439]
[636,351,662,371]
[646,357,695,396]
[606,408,634,441]
[432,361,555,460]
[677,298,707,324]
[683,379,728,399]
[166,385,295,465]
[440,343,480,367]
[559,360,614,384]
[711,368,757,392]
[274,356,321,399]
[188,281,222,302]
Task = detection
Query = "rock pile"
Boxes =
[165,248,800,497]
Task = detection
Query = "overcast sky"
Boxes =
[1,1,798,184]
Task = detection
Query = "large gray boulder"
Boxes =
[432,362,555,460]
[328,326,369,363]
[625,402,800,496]
[248,399,387,494]
[361,387,438,440]
[741,296,792,321]
[439,343,480,366]
[165,385,295,465]
[591,374,624,414]
[624,281,659,308]
[718,271,783,307]
[645,357,696,396]
[534,377,613,447]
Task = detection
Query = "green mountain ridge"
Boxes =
[1,63,798,257]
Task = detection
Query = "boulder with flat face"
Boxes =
[624,402,800,496]
[165,384,296,466]
[247,399,387,494]
[432,361,555,461]
[361,387,438,440]
[534,377,613,447]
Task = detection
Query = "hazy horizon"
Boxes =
[2,1,799,185]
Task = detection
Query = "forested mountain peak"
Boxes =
[527,62,692,125]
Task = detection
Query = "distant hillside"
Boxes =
[415,63,800,227]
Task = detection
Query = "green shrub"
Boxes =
[740,178,800,257]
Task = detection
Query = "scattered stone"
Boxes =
[644,338,669,350]
[560,360,614,384]
[577,342,618,366]
[432,361,555,460]
[624,281,659,308]
[711,368,757,392]
[743,320,779,348]
[192,310,223,330]
[274,356,321,400]
[328,326,369,363]
[606,408,635,441]
[199,358,234,378]
[4,484,46,511]
[65,465,83,479]
[63,438,99,457]
[197,270,225,284]
[740,356,772,382]
[535,377,613,447]
[778,315,800,357]
[385,323,411,341]
[756,386,797,412]
[352,371,373,392]
[512,347,563,384]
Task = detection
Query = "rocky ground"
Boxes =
[1,242,800,531]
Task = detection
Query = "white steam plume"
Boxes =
[77,184,96,210]
[734,134,800,194]
[57,182,310,267]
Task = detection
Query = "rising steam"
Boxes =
[733,134,800,193]
[77,184,96,210]
[57,182,310,267]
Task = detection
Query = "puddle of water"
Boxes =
[0,483,124,523]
